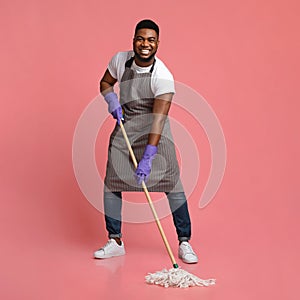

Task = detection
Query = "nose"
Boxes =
[142,39,149,47]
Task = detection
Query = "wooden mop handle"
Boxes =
[119,121,178,268]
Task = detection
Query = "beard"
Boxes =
[134,49,157,63]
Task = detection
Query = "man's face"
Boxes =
[133,28,159,65]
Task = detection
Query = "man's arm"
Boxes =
[134,93,173,184]
[148,93,173,146]
[100,69,117,96]
[100,69,123,124]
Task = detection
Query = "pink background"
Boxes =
[1,0,299,299]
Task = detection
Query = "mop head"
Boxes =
[145,267,216,288]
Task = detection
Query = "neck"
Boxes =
[134,57,155,67]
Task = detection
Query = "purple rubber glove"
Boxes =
[135,144,157,185]
[104,92,124,125]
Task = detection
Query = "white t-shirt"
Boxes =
[107,51,175,97]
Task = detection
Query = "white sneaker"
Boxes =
[178,242,198,264]
[94,239,125,259]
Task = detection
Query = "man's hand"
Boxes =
[104,92,124,125]
[135,144,157,185]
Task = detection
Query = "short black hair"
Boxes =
[134,19,159,37]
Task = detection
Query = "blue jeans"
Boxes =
[104,191,191,242]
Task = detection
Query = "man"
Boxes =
[94,19,198,264]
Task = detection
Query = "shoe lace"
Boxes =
[100,239,114,251]
[182,242,195,254]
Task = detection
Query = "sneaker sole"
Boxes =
[94,252,125,259]
[178,254,198,264]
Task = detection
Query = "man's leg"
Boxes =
[166,192,191,242]
[166,192,198,264]
[104,191,123,243]
[94,191,125,259]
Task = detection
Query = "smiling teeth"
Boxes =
[141,50,150,54]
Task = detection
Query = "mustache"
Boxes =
[134,49,157,63]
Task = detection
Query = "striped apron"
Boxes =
[104,56,183,193]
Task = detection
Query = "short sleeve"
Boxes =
[152,77,175,98]
[107,51,132,82]
[151,62,176,97]
[107,53,119,79]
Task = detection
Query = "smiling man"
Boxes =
[94,19,198,264]
[133,28,158,65]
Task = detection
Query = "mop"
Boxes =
[119,121,216,288]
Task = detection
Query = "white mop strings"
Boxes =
[145,267,216,288]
